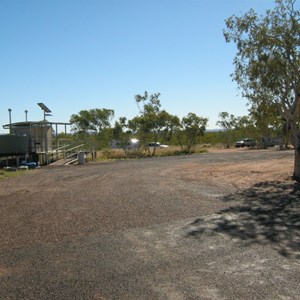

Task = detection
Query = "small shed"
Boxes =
[2,121,70,164]
[4,121,52,153]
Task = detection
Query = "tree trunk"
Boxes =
[293,130,300,181]
[152,145,156,156]
[292,93,300,181]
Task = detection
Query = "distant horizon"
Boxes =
[0,119,224,136]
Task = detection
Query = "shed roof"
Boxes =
[3,121,71,129]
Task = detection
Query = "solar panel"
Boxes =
[37,103,52,113]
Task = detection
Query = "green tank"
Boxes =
[0,135,29,155]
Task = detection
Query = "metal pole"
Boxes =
[56,123,58,160]
[25,110,28,122]
[65,124,67,148]
[8,108,12,133]
[64,124,67,164]
[45,122,48,165]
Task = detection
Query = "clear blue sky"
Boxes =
[0,0,281,133]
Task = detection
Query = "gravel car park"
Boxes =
[0,149,299,299]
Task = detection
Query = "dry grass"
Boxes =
[95,146,209,160]
[0,169,29,180]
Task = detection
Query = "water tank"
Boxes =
[0,135,29,155]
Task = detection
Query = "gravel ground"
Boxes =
[0,149,299,299]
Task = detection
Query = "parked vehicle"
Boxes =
[148,142,169,148]
[111,139,139,150]
[235,138,256,148]
[261,136,285,148]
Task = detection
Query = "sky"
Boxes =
[0,0,283,133]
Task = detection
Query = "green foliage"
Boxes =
[235,115,259,141]
[174,112,208,152]
[224,0,300,179]
[201,131,220,145]
[224,1,300,133]
[216,112,237,131]
[249,101,287,143]
[69,108,115,151]
[128,92,180,156]
[215,112,273,147]
[112,117,132,156]
[216,112,237,148]
[129,92,161,154]
[70,108,114,134]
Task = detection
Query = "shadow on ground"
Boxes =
[187,180,300,258]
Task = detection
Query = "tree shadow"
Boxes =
[187,181,300,258]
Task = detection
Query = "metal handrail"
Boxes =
[49,143,86,165]
[65,144,85,152]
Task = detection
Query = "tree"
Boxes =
[175,113,208,153]
[70,108,114,150]
[216,112,237,148]
[249,102,281,136]
[159,112,180,143]
[112,117,132,155]
[224,0,300,180]
[235,115,257,141]
[129,92,178,156]
[249,101,290,146]
[70,108,114,134]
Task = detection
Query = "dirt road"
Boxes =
[0,149,299,299]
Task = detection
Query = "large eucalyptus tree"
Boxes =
[224,0,300,180]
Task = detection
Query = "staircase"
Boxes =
[49,144,86,166]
